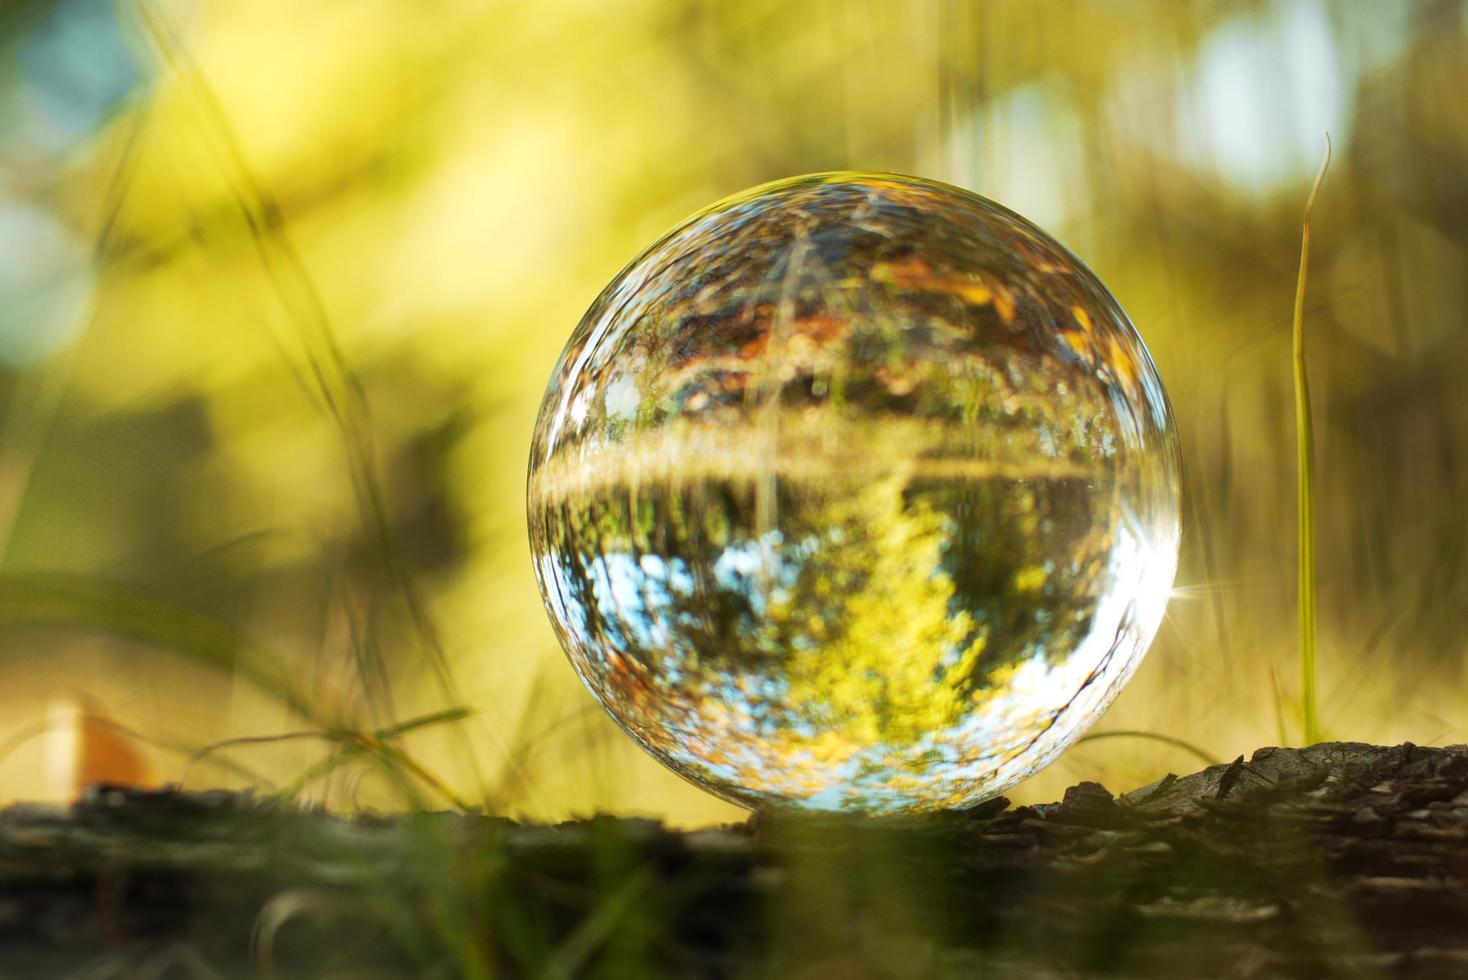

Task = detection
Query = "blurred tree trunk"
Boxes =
[0,742,1464,978]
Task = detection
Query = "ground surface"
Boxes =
[0,742,1465,979]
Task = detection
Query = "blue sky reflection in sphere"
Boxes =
[528,173,1180,813]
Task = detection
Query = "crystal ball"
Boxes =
[528,173,1180,813]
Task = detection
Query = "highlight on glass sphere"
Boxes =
[527,172,1181,814]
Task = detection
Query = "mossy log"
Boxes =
[0,743,1465,978]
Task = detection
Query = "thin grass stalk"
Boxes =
[129,2,494,804]
[1294,135,1331,745]
[1075,729,1219,767]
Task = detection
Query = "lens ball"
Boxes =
[529,173,1180,813]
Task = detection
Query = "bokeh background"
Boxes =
[0,0,1464,825]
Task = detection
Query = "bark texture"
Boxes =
[0,742,1465,978]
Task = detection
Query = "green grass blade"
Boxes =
[1294,135,1331,745]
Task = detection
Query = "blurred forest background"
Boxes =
[0,0,1463,826]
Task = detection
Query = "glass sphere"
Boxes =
[528,173,1180,813]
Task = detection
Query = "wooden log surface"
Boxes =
[0,742,1465,979]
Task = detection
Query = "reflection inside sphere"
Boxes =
[528,173,1180,813]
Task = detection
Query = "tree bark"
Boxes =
[0,742,1465,978]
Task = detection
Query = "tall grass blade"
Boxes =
[1294,134,1331,745]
